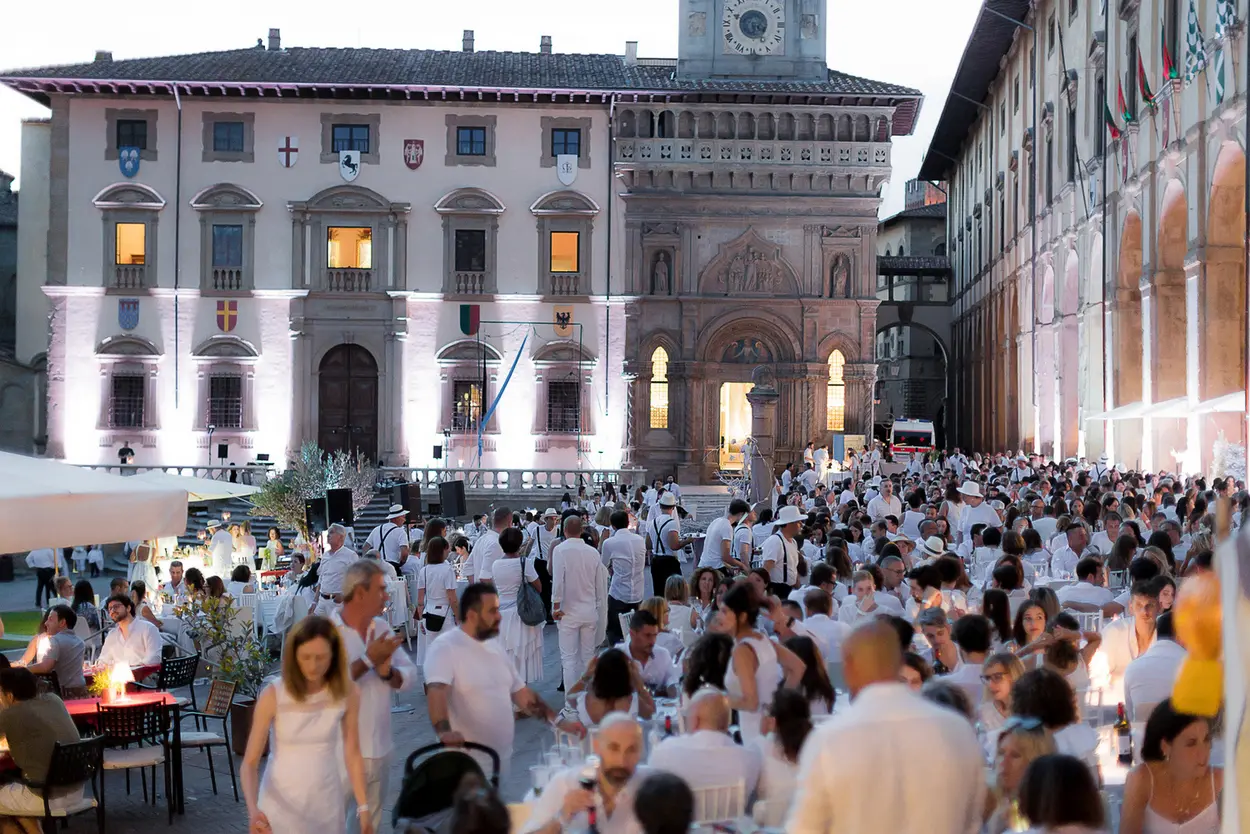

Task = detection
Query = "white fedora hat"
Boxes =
[543,507,559,518]
[772,505,805,527]
[659,493,679,507]
[205,519,222,530]
[956,481,983,499]
[387,504,408,517]
[920,536,946,559]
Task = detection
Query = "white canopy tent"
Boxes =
[0,452,189,553]
[129,470,260,502]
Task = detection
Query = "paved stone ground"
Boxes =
[0,569,571,833]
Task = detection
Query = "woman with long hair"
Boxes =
[242,616,369,834]
[939,483,964,535]
[1119,700,1221,834]
[415,536,459,666]
[978,652,1026,737]
[72,580,101,633]
[490,528,543,683]
[183,567,207,599]
[207,575,228,600]
[982,719,1056,834]
[689,568,719,624]
[1011,600,1050,660]
[752,688,814,827]
[421,519,449,555]
[721,583,804,743]
[1108,533,1139,573]
[782,635,835,716]
[1016,753,1106,833]
[981,589,1013,649]
[662,575,699,647]
[574,647,654,727]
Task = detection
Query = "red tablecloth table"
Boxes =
[81,664,160,689]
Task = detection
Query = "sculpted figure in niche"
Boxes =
[830,253,852,298]
[651,251,671,295]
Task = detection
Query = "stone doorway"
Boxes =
[318,344,379,463]
[718,381,751,471]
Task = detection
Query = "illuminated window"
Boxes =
[452,380,483,431]
[549,232,579,273]
[547,380,581,433]
[110,374,145,428]
[208,375,243,429]
[826,350,846,432]
[115,223,146,265]
[649,347,669,429]
[327,227,373,269]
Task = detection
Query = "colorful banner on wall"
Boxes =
[459,304,480,336]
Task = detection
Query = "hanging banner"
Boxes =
[479,333,529,459]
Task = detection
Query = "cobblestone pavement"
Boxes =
[0,570,568,833]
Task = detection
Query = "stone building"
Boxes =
[3,1,920,481]
[921,0,1246,474]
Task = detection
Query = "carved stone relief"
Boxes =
[829,252,853,298]
[698,229,799,296]
[651,251,673,295]
[688,12,706,36]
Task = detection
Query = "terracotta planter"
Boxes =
[229,698,262,757]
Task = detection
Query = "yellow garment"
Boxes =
[1171,570,1222,717]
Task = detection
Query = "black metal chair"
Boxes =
[19,734,105,834]
[134,652,201,712]
[177,679,238,800]
[33,671,61,699]
[96,700,174,824]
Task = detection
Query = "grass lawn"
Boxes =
[0,639,28,652]
[0,610,46,636]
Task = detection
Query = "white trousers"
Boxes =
[346,754,390,834]
[558,620,598,691]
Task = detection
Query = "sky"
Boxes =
[0,0,981,217]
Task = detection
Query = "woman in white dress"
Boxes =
[415,535,459,666]
[242,616,370,834]
[488,527,544,682]
[752,688,813,828]
[721,584,804,744]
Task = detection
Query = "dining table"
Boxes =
[81,663,161,688]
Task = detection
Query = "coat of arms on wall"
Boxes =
[403,140,424,170]
[216,300,238,333]
[119,147,140,178]
[117,298,140,331]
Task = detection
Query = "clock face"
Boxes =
[722,0,786,56]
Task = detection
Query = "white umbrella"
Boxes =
[129,470,260,502]
[0,452,188,553]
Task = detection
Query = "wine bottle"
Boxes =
[664,715,674,737]
[580,755,601,833]
[1115,702,1133,765]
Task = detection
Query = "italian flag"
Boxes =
[1161,25,1178,81]
[1137,49,1155,104]
[1118,79,1134,123]
[1104,101,1122,141]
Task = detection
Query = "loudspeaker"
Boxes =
[433,444,443,460]
[216,443,229,460]
[326,488,354,527]
[304,497,329,534]
[427,502,442,517]
[393,482,422,516]
[438,480,467,519]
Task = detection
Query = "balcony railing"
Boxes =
[453,271,488,294]
[549,273,581,296]
[324,268,373,292]
[616,139,889,168]
[114,264,146,289]
[209,267,245,291]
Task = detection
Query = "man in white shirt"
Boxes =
[551,516,606,691]
[730,506,758,571]
[1089,512,1122,556]
[25,547,58,609]
[206,519,235,578]
[798,463,819,494]
[699,499,751,574]
[645,493,693,595]
[619,610,679,697]
[97,594,162,667]
[788,620,985,834]
[813,443,830,485]
[523,714,647,834]
[801,588,850,661]
[1051,524,1093,576]
[940,614,991,708]
[1056,557,1115,609]
[163,561,188,598]
[1123,610,1186,721]
[602,510,647,646]
[363,505,411,575]
[530,508,561,624]
[664,476,682,501]
[866,479,902,521]
[648,689,760,793]
[762,505,803,598]
[425,583,565,776]
[333,560,416,834]
[955,481,1002,545]
[465,506,511,584]
[314,524,359,617]
[1097,581,1160,702]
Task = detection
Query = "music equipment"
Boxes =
[216,443,229,460]
[427,502,442,517]
[304,497,329,534]
[433,444,443,460]
[438,480,467,519]
[326,488,354,526]
[394,483,422,516]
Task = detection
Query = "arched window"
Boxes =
[649,347,670,429]
[826,350,846,431]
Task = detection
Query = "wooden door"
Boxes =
[317,344,379,463]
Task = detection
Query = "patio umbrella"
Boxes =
[129,470,260,502]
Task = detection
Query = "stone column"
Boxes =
[746,372,780,507]
[841,361,878,438]
[288,301,309,463]
[621,370,638,466]
[44,296,67,458]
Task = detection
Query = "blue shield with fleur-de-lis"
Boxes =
[119,146,140,178]
[118,298,140,330]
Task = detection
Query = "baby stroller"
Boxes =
[393,741,501,833]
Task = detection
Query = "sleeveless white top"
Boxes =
[724,633,780,745]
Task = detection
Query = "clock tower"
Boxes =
[677,0,826,80]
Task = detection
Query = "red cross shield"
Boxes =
[216,300,238,333]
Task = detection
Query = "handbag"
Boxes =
[423,611,447,632]
[516,555,547,627]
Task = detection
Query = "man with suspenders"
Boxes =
[762,505,803,599]
[364,505,410,576]
[645,493,694,595]
[532,508,560,623]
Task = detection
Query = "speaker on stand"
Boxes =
[438,480,467,520]
[326,488,354,527]
[304,497,329,536]
[393,482,422,517]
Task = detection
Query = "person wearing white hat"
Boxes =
[1009,456,1033,485]
[955,481,1001,546]
[918,536,946,563]
[364,504,411,574]
[206,519,235,579]
[1090,453,1111,483]
[645,492,694,595]
[762,505,804,598]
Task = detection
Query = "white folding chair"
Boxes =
[1074,611,1104,633]
[237,593,259,611]
[692,781,746,825]
[1101,790,1122,834]
[1076,687,1104,728]
[1106,570,1127,591]
[387,580,414,651]
[619,613,633,640]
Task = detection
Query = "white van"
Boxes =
[890,419,935,463]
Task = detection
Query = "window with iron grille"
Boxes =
[212,121,245,153]
[457,127,487,156]
[452,380,483,432]
[208,375,243,429]
[551,128,581,158]
[110,375,145,428]
[331,124,370,153]
[116,119,148,150]
[546,380,581,433]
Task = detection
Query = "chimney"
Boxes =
[540,35,552,54]
[268,28,281,51]
[0,172,13,194]
[624,41,638,65]
[462,30,475,53]
[94,50,112,63]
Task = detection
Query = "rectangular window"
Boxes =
[326,227,372,269]
[1127,32,1139,115]
[116,119,148,150]
[1095,74,1107,157]
[1014,77,1021,113]
[999,103,1006,135]
[1046,136,1055,203]
[1070,0,1078,18]
[212,121,245,153]
[452,380,483,431]
[999,196,1006,248]
[1013,180,1019,234]
[115,223,146,265]
[211,225,243,268]
[208,375,243,429]
[1048,14,1056,52]
[1166,0,1181,72]
[1067,109,1077,183]
[456,127,487,156]
[549,232,579,273]
[1029,159,1036,216]
[331,124,370,153]
[454,229,487,272]
[1030,49,1036,87]
[110,374,145,428]
[547,380,581,433]
[551,128,582,158]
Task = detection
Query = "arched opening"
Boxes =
[1058,254,1080,457]
[873,325,947,433]
[1037,266,1057,456]
[827,349,847,431]
[1114,212,1144,467]
[1154,181,1188,403]
[853,115,870,142]
[318,344,378,463]
[649,347,670,429]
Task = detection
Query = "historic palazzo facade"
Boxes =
[5,1,920,480]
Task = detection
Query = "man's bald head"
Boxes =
[686,688,732,733]
[563,515,584,538]
[594,713,644,788]
[842,620,904,699]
